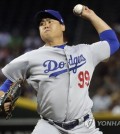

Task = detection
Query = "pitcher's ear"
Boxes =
[61,24,65,32]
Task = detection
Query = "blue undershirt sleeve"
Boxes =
[0,79,13,92]
[99,29,120,55]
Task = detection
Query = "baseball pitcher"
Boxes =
[0,4,119,134]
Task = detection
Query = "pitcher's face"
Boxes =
[39,18,65,42]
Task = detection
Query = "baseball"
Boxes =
[73,4,83,15]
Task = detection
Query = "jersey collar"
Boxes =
[43,42,67,49]
[53,42,68,49]
[53,44,65,49]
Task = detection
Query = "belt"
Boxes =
[40,114,89,130]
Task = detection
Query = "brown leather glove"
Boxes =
[0,79,22,119]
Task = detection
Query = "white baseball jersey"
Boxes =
[2,41,110,122]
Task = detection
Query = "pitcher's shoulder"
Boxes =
[65,43,89,50]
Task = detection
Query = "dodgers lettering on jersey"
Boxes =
[43,54,86,77]
[2,41,110,121]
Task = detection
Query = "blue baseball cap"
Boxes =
[35,9,64,26]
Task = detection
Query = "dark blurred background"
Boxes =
[0,0,120,133]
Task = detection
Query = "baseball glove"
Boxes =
[0,79,23,119]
